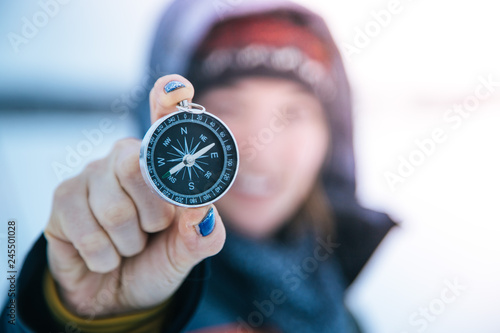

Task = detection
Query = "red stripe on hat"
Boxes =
[197,13,332,67]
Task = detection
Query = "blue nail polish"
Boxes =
[164,80,186,93]
[197,208,215,237]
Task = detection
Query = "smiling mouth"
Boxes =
[232,173,276,198]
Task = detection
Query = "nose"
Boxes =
[236,110,287,167]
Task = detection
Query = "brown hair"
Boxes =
[276,179,335,241]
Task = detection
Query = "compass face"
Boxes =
[140,110,239,207]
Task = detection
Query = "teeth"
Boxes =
[235,173,272,197]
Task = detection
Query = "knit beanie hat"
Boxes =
[187,11,337,101]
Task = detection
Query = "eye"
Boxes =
[282,93,325,125]
[281,104,309,123]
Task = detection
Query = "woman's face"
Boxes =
[197,77,329,238]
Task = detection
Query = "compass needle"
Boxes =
[163,160,186,179]
[192,143,215,160]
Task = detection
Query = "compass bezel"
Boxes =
[140,110,239,208]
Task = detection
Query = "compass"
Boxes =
[140,100,239,207]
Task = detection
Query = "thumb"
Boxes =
[122,205,225,309]
[170,205,226,272]
[149,74,195,124]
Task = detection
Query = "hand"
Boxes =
[44,75,226,318]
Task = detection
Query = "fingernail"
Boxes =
[164,80,186,93]
[196,208,215,237]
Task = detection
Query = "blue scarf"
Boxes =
[186,228,361,333]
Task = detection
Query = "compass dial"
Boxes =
[140,110,239,207]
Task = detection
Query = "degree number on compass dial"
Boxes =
[140,110,239,207]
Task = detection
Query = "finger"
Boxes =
[149,74,194,124]
[112,138,176,233]
[45,229,91,308]
[45,193,89,290]
[86,158,148,257]
[45,176,121,274]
